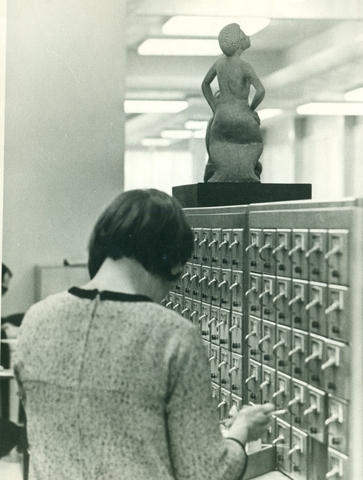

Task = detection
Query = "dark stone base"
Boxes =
[172,182,312,208]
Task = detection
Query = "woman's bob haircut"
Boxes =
[88,189,194,281]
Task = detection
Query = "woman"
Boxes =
[202,23,265,183]
[14,189,273,480]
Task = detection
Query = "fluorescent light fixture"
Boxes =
[127,91,186,100]
[297,102,363,116]
[185,120,209,130]
[141,138,172,147]
[257,108,283,121]
[193,130,207,139]
[138,39,221,56]
[162,16,270,37]
[161,130,194,139]
[344,86,363,101]
[124,100,188,113]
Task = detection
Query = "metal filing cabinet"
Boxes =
[167,199,363,480]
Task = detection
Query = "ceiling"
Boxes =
[124,0,363,149]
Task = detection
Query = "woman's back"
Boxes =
[14,288,245,480]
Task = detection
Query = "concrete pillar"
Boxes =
[2,1,126,313]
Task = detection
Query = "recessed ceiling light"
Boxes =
[297,102,363,116]
[185,120,209,130]
[141,138,172,147]
[162,16,270,37]
[161,130,194,139]
[257,109,283,120]
[138,39,221,56]
[124,100,188,113]
[344,87,363,101]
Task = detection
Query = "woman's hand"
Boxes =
[226,403,275,445]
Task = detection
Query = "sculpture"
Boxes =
[201,23,265,183]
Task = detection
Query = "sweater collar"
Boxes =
[68,286,152,303]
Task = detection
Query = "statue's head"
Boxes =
[218,23,251,56]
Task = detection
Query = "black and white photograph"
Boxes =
[1,1,363,479]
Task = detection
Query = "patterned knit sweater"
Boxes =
[14,288,246,480]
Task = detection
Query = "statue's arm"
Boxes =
[202,64,217,113]
[246,64,265,111]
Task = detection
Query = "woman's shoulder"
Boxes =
[144,304,203,346]
[20,290,79,328]
[25,290,71,313]
[141,301,197,331]
[148,304,205,354]
[123,301,203,358]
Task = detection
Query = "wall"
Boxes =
[260,116,296,184]
[125,149,195,195]
[2,1,126,315]
[125,138,207,195]
[349,116,363,198]
[261,113,363,200]
[295,116,345,199]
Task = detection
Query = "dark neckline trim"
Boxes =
[68,286,152,303]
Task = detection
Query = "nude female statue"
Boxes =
[202,23,265,183]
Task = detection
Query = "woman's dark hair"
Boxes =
[88,189,194,281]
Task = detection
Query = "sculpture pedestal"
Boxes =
[172,183,312,208]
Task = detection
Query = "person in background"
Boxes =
[1,263,24,340]
[2,263,12,296]
[0,263,23,459]
[14,189,274,480]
